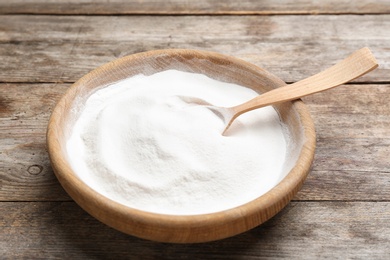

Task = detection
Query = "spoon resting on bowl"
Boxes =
[180,47,378,135]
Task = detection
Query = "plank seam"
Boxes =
[1,12,390,16]
[1,81,389,85]
[1,200,389,203]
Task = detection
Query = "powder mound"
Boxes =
[66,70,289,215]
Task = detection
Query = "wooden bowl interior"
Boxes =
[47,49,316,243]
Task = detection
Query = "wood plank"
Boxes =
[1,201,389,258]
[0,0,389,15]
[301,84,390,173]
[0,15,389,83]
[303,84,390,139]
[1,83,389,201]
[298,170,390,201]
[0,84,71,201]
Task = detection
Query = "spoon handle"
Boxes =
[232,47,378,116]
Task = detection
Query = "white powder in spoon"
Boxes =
[67,70,289,215]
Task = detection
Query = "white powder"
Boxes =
[67,70,289,215]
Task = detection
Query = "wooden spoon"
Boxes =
[183,47,378,135]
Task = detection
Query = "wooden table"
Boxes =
[1,1,389,258]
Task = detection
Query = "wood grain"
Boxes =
[0,84,71,201]
[0,15,389,83]
[1,83,389,201]
[1,0,389,252]
[1,201,389,258]
[0,0,389,14]
[303,84,390,139]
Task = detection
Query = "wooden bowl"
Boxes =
[47,49,316,243]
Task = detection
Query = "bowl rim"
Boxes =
[47,48,316,243]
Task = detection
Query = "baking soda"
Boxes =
[67,70,289,215]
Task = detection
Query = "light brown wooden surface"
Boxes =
[1,0,390,14]
[0,15,389,83]
[1,201,389,259]
[0,0,389,257]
